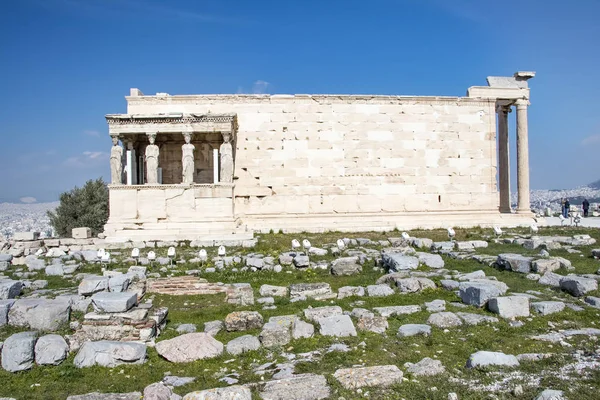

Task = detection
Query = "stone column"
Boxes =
[109,136,123,184]
[126,141,137,185]
[181,131,195,184]
[219,131,234,183]
[145,133,160,184]
[515,99,531,213]
[497,104,511,213]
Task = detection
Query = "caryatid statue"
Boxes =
[219,131,233,183]
[145,133,159,184]
[109,136,123,184]
[181,132,195,184]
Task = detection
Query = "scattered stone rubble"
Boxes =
[1,229,599,398]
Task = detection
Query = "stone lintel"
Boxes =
[467,86,530,100]
[106,113,237,136]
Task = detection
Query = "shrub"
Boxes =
[47,178,109,237]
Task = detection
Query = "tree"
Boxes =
[47,178,109,237]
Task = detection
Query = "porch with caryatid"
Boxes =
[103,111,250,242]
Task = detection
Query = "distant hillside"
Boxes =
[589,179,600,190]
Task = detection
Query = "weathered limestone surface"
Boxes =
[0,280,22,300]
[183,386,252,400]
[260,373,330,400]
[466,351,519,369]
[8,298,71,331]
[259,322,291,348]
[91,292,137,313]
[333,365,403,389]
[155,333,223,363]
[224,311,264,331]
[74,341,146,368]
[105,84,537,241]
[318,315,357,337]
[405,357,446,376]
[34,334,68,366]
[488,296,530,319]
[459,281,507,307]
[1,331,37,372]
[560,276,598,297]
[66,393,142,400]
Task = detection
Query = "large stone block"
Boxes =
[91,292,137,313]
[381,253,419,271]
[532,258,561,274]
[79,276,110,296]
[487,296,530,319]
[260,373,330,400]
[0,280,23,300]
[183,386,252,400]
[560,276,598,297]
[8,298,71,331]
[330,257,362,275]
[259,322,291,348]
[74,340,146,368]
[224,311,263,331]
[304,306,342,322]
[34,334,68,365]
[531,301,565,315]
[13,232,40,241]
[318,315,357,337]
[496,254,534,273]
[1,331,37,372]
[333,365,403,389]
[226,335,261,355]
[466,351,519,369]
[459,281,507,307]
[72,227,92,239]
[0,299,15,326]
[155,333,222,363]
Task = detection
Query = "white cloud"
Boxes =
[252,80,270,94]
[581,134,600,145]
[84,130,100,137]
[83,151,107,160]
[63,151,108,167]
[20,197,37,204]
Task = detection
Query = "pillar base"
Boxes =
[516,208,533,215]
[499,207,512,214]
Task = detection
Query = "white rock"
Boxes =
[155,333,223,363]
[1,331,37,372]
[74,340,146,368]
[318,315,357,337]
[488,296,530,318]
[466,351,519,368]
[34,334,68,365]
[91,292,137,313]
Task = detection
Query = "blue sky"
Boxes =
[0,0,599,203]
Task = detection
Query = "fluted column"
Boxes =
[497,104,512,213]
[515,99,531,213]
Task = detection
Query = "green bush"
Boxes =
[47,178,109,237]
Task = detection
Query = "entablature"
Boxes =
[106,113,237,137]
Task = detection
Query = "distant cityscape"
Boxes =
[1,182,599,239]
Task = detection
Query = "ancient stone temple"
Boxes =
[104,72,536,242]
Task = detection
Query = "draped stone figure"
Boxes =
[219,132,233,183]
[109,136,123,184]
[181,132,195,184]
[145,133,159,184]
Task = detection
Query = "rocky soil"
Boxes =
[1,227,600,399]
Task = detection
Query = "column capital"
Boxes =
[495,104,512,114]
[146,132,157,144]
[515,98,530,108]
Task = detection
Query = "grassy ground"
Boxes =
[1,226,600,399]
